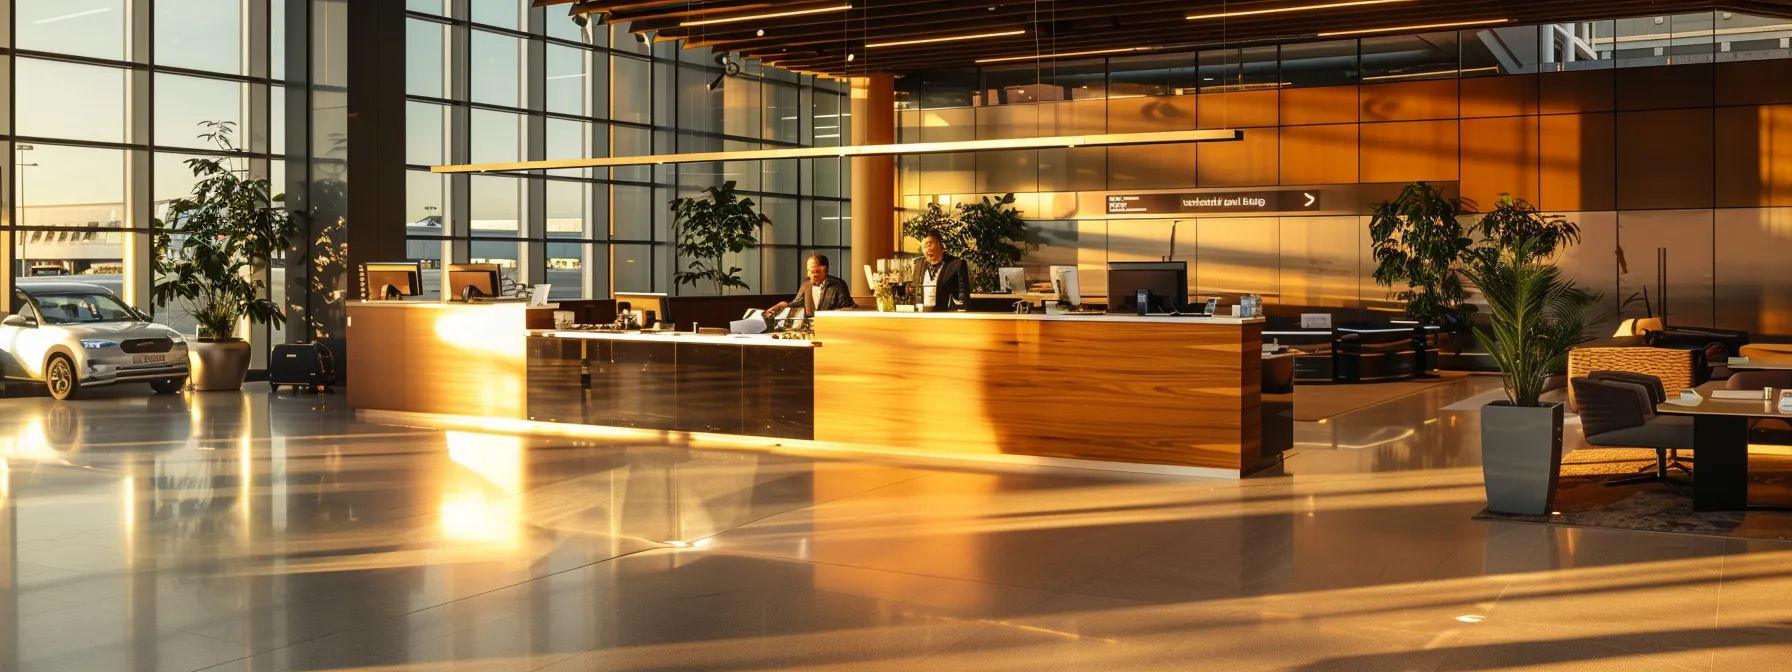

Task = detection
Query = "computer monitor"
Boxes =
[998,267,1027,294]
[447,263,502,302]
[1049,266,1081,306]
[362,262,422,301]
[1106,261,1189,315]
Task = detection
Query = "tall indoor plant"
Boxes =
[154,121,299,391]
[1463,238,1602,515]
[953,193,1031,292]
[669,180,768,295]
[1369,182,1475,330]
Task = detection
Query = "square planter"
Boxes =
[1481,401,1565,515]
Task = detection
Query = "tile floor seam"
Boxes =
[716,549,1062,592]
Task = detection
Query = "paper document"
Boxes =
[731,312,768,334]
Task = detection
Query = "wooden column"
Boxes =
[848,73,896,300]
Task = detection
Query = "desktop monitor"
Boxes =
[998,267,1027,294]
[1106,261,1189,315]
[362,262,422,301]
[447,263,503,302]
[1049,266,1081,306]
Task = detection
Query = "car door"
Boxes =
[0,293,34,378]
[11,297,64,379]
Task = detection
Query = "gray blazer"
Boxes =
[791,275,855,315]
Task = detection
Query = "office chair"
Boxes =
[1572,372,1695,488]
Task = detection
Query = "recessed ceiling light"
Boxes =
[1187,0,1413,21]
[680,3,852,28]
[866,30,1026,49]
[1316,18,1508,37]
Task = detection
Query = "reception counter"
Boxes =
[348,302,1281,477]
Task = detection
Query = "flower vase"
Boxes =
[875,292,896,312]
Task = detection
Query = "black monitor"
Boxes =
[447,263,503,302]
[362,262,422,301]
[1106,261,1189,315]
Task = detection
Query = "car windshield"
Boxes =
[33,293,138,324]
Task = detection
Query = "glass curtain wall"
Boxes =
[5,0,285,354]
[405,2,852,300]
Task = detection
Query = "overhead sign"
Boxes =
[1106,189,1322,215]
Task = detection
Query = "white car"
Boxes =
[1,282,190,400]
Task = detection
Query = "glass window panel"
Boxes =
[612,124,652,182]
[812,200,843,247]
[471,30,523,107]
[17,59,126,144]
[1281,40,1358,87]
[406,170,447,230]
[470,176,521,236]
[16,145,125,229]
[1670,12,1717,62]
[546,180,588,239]
[155,75,245,150]
[548,44,590,116]
[813,92,843,147]
[614,243,653,293]
[545,242,585,299]
[611,24,650,56]
[273,0,288,81]
[764,83,800,143]
[407,19,449,98]
[763,158,798,195]
[470,0,521,30]
[406,0,447,16]
[407,102,448,166]
[613,185,653,240]
[1462,26,1538,76]
[922,69,979,108]
[1614,16,1673,67]
[407,238,444,300]
[760,196,798,246]
[470,109,522,163]
[724,78,764,140]
[470,240,523,292]
[612,57,652,123]
[677,66,724,135]
[1361,32,1462,81]
[272,86,287,155]
[812,158,841,199]
[546,117,594,178]
[1198,46,1279,90]
[547,8,589,43]
[153,153,209,208]
[156,0,243,75]
[18,0,125,60]
[1110,53,1198,97]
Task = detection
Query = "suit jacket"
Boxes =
[922,255,972,311]
[791,275,855,315]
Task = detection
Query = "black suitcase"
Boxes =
[269,342,336,393]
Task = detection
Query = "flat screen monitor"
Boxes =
[1106,261,1188,315]
[998,267,1027,294]
[362,262,422,301]
[1049,266,1081,306]
[447,263,503,302]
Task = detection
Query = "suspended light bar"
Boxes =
[1361,66,1499,81]
[976,47,1150,64]
[430,129,1244,174]
[681,4,852,28]
[1317,18,1508,37]
[1186,0,1413,21]
[866,30,1026,49]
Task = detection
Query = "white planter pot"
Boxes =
[1481,401,1565,515]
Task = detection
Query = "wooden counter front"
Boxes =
[346,302,529,420]
[813,312,1266,475]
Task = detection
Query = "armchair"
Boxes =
[1571,372,1694,488]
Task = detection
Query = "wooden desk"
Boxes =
[813,311,1270,476]
[1656,392,1792,511]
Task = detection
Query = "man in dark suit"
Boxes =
[769,253,855,317]
[920,232,971,312]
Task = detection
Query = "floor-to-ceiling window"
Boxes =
[405,1,851,300]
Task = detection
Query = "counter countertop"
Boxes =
[537,330,819,348]
[813,311,1264,326]
[351,300,550,309]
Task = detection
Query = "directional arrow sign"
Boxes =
[1303,192,1316,207]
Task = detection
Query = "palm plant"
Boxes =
[153,121,299,340]
[1463,238,1604,407]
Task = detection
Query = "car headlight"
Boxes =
[81,339,118,349]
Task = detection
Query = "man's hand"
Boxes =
[768,301,790,314]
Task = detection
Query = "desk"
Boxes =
[1656,392,1792,511]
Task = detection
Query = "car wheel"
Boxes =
[45,354,79,401]
[150,377,186,395]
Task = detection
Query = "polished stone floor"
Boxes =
[3,377,1791,672]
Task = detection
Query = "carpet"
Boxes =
[1474,447,1792,542]
[1291,372,1470,422]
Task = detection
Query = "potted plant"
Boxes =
[669,180,768,295]
[1463,237,1603,515]
[1369,182,1474,366]
[154,121,300,392]
[1475,194,1584,395]
[952,193,1031,292]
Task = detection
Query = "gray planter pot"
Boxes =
[1481,401,1565,515]
[189,339,252,391]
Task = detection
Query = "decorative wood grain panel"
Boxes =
[347,303,528,419]
[1360,120,1460,183]
[813,315,1264,473]
[1460,74,1539,119]
[1198,127,1279,187]
[1716,105,1792,208]
[1539,70,1614,115]
[1200,90,1279,129]
[1461,115,1541,208]
[1616,108,1715,211]
[1280,124,1359,185]
[1281,86,1359,126]
[1538,112,1616,212]
[1361,80,1458,122]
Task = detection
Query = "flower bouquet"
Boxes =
[866,258,915,312]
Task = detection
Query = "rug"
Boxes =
[1291,372,1471,422]
[1474,447,1792,542]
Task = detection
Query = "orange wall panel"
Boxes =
[1717,59,1792,107]
[1461,116,1541,208]
[1616,108,1715,210]
[1360,120,1459,183]
[1108,94,1199,133]
[1539,70,1615,115]
[1280,124,1360,185]
[1199,90,1280,129]
[1199,127,1280,187]
[1281,86,1359,126]
[1716,105,1792,208]
[1616,63,1713,111]
[1538,113,1615,212]
[1460,74,1538,119]
[1360,80,1457,122]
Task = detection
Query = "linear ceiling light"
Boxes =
[430,129,1243,174]
[1317,18,1508,37]
[1360,66,1499,81]
[976,47,1149,64]
[1186,0,1412,21]
[866,30,1026,49]
[680,4,852,27]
